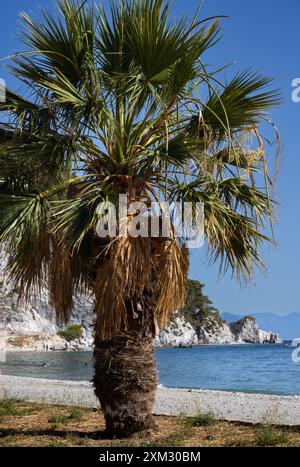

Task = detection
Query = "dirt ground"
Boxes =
[0,400,299,447]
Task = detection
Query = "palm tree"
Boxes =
[0,0,280,437]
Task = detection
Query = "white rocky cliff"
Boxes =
[0,248,94,351]
[154,314,281,347]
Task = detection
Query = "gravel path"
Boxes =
[1,376,300,425]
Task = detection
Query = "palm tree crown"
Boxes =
[0,0,280,339]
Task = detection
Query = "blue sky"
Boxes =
[0,0,299,316]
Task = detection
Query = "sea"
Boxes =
[1,344,300,396]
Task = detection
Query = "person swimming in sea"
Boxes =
[42,362,49,368]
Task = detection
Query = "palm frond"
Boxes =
[0,194,50,297]
[94,235,153,339]
[201,69,281,136]
[154,240,189,327]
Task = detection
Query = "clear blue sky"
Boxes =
[0,0,299,316]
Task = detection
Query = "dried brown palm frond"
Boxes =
[71,255,95,296]
[49,241,75,324]
[7,232,51,303]
[153,240,190,328]
[94,235,153,339]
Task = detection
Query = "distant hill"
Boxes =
[221,312,300,340]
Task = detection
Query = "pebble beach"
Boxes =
[1,375,299,426]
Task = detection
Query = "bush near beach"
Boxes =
[57,325,83,343]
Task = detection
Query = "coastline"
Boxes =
[1,375,299,426]
[6,341,284,352]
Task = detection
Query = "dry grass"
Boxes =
[0,401,299,447]
[8,335,35,348]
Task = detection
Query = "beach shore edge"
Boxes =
[0,376,299,426]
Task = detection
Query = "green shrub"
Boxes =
[256,426,289,446]
[67,407,84,422]
[0,399,19,416]
[48,407,84,426]
[185,412,218,428]
[48,414,66,425]
[0,399,37,417]
[57,324,83,342]
[181,280,224,333]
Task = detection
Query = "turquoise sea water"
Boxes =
[1,344,300,396]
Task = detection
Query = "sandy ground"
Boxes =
[0,376,300,426]
[0,399,300,447]
[1,400,300,447]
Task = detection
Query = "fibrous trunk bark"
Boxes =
[93,307,157,437]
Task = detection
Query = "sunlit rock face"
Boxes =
[229,317,282,344]
[153,316,199,348]
[154,315,282,347]
[0,247,95,351]
[197,316,234,344]
[153,314,234,347]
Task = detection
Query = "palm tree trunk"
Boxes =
[93,307,158,437]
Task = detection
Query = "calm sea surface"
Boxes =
[1,344,300,395]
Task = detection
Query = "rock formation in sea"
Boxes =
[153,314,282,347]
[0,250,282,350]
